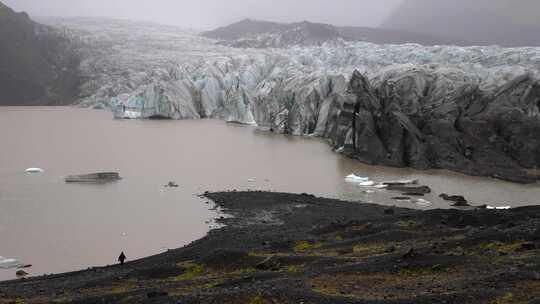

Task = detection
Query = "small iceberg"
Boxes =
[25,168,44,174]
[373,184,388,189]
[345,174,369,183]
[487,206,511,210]
[358,181,376,187]
[0,256,22,269]
[382,179,419,185]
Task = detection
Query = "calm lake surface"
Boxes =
[1,107,539,281]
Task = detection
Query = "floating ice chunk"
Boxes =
[345,174,369,183]
[415,199,432,207]
[358,181,375,187]
[374,184,388,189]
[487,206,511,210]
[25,168,44,173]
[0,257,22,269]
[382,179,419,185]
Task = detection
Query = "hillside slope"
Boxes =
[0,1,81,105]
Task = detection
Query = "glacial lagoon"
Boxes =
[0,107,539,281]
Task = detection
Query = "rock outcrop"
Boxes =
[335,69,540,183]
[0,2,81,105]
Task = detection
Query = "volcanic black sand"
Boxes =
[1,191,540,303]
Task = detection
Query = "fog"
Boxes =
[3,0,401,29]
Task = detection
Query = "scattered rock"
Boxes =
[336,247,354,255]
[147,291,168,298]
[201,249,248,270]
[256,256,281,271]
[402,248,417,259]
[166,181,179,188]
[384,208,395,215]
[440,194,470,206]
[518,242,537,251]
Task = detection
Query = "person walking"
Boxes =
[118,252,126,266]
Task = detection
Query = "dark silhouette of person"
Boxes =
[118,252,126,266]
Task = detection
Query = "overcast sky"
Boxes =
[3,0,401,29]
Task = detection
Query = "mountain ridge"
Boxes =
[202,18,466,48]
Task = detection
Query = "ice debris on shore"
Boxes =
[345,174,369,183]
[415,199,433,207]
[487,206,512,210]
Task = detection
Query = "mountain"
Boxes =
[202,19,342,48]
[382,0,540,47]
[202,19,463,48]
[0,1,81,105]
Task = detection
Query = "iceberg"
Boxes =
[0,256,21,269]
[345,174,370,183]
[487,206,511,210]
[25,168,44,173]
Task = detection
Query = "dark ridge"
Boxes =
[202,18,463,47]
[202,19,289,40]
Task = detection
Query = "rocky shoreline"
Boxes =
[1,191,540,303]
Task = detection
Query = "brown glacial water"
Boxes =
[0,107,539,281]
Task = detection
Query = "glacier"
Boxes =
[42,18,540,183]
